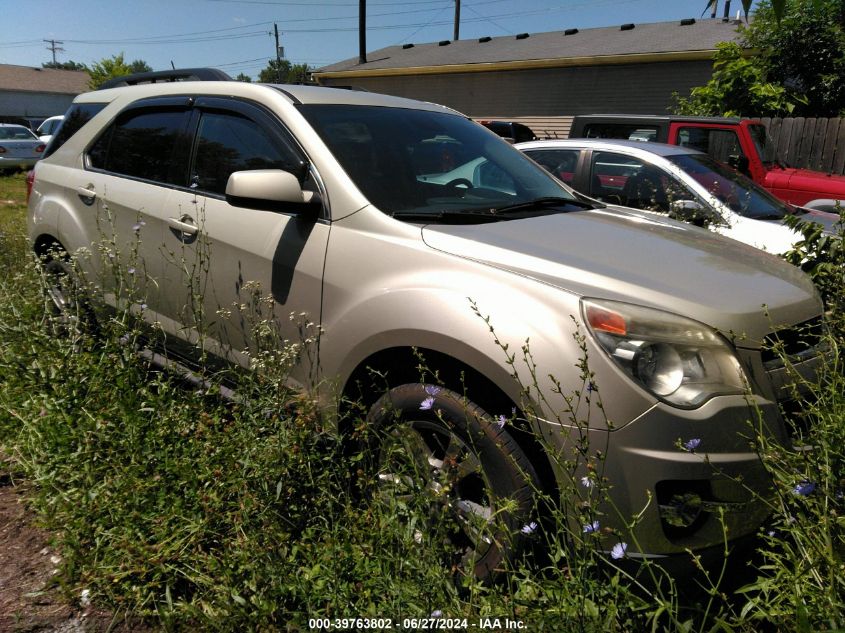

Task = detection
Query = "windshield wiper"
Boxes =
[390,197,595,224]
[391,210,507,224]
[488,196,598,215]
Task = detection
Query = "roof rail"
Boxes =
[98,68,232,90]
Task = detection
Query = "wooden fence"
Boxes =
[760,117,845,176]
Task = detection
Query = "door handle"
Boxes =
[167,215,199,244]
[167,216,199,235]
[76,185,97,206]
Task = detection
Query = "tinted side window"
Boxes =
[676,127,745,164]
[88,109,191,185]
[43,103,107,159]
[192,112,297,195]
[582,123,659,141]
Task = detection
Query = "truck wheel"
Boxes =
[365,383,538,580]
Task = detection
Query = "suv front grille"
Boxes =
[761,316,824,369]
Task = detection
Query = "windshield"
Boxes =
[748,123,783,167]
[668,153,791,220]
[298,104,576,221]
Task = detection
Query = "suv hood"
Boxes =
[421,207,820,345]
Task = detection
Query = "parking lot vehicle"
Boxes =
[517,138,840,253]
[479,120,537,143]
[36,115,65,145]
[28,70,825,578]
[0,124,46,172]
[570,114,845,213]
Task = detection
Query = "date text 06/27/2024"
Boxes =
[308,617,527,630]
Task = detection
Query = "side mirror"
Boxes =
[669,199,719,227]
[225,169,321,218]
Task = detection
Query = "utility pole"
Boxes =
[359,0,367,64]
[43,39,64,65]
[274,23,283,82]
[454,0,461,41]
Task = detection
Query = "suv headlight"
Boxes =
[581,298,747,408]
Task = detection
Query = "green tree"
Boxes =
[743,0,845,116]
[87,53,152,90]
[235,72,252,82]
[42,60,88,71]
[673,41,803,116]
[257,59,311,84]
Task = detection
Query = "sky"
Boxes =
[0,0,762,79]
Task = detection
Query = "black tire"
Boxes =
[365,383,538,580]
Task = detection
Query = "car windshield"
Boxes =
[0,126,37,140]
[298,104,578,221]
[667,153,791,220]
[748,123,784,167]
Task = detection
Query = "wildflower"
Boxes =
[683,438,701,452]
[430,610,443,618]
[127,267,136,275]
[586,381,597,393]
[521,521,538,535]
[140,303,147,311]
[132,221,146,232]
[583,520,600,534]
[580,475,593,488]
[792,481,816,496]
[80,588,91,607]
[420,397,435,411]
[424,385,441,396]
[610,542,628,560]
[494,414,507,429]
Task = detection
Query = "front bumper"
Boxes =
[540,393,785,559]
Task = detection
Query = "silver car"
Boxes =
[28,73,825,577]
[0,124,45,172]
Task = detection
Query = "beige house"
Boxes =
[313,18,746,137]
[0,64,90,127]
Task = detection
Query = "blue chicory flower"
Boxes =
[521,521,538,535]
[424,385,441,396]
[610,542,628,560]
[683,438,701,452]
[792,481,816,496]
[583,520,600,534]
[580,475,593,489]
[430,610,442,618]
[419,396,435,411]
[494,414,507,429]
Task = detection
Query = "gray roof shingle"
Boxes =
[316,18,744,74]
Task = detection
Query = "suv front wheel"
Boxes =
[365,383,538,580]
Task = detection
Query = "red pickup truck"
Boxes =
[569,115,845,213]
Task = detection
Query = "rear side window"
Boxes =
[43,103,106,159]
[676,127,745,164]
[582,123,659,141]
[88,109,192,185]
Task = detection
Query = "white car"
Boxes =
[36,115,64,144]
[516,139,840,254]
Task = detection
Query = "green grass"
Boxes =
[1,174,843,631]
